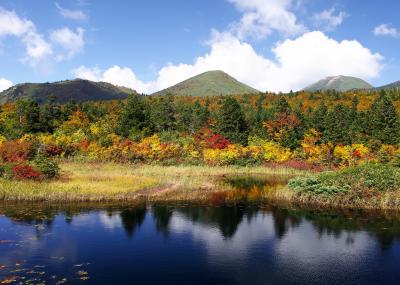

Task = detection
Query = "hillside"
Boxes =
[0,79,136,104]
[304,75,373,92]
[152,70,259,96]
[377,80,400,90]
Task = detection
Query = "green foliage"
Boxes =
[368,91,400,144]
[116,94,152,138]
[216,97,249,145]
[150,94,176,132]
[32,155,60,179]
[289,164,400,196]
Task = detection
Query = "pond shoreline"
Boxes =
[1,161,400,212]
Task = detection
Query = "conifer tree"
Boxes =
[216,97,249,145]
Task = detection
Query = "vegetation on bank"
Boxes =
[287,164,400,209]
[0,162,301,202]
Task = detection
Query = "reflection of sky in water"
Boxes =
[1,206,400,284]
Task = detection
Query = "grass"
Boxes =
[0,161,302,202]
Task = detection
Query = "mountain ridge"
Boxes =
[0,79,136,104]
[152,70,259,97]
[304,75,373,92]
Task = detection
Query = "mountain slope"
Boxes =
[304,75,373,92]
[152,70,259,96]
[377,81,400,90]
[0,79,136,104]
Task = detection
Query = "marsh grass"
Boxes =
[0,161,303,202]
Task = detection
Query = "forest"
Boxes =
[0,89,399,181]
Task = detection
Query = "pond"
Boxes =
[1,202,400,284]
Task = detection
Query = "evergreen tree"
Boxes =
[216,97,249,145]
[40,96,62,133]
[368,91,400,144]
[16,98,41,133]
[323,104,351,145]
[191,101,210,132]
[150,94,176,133]
[116,94,151,138]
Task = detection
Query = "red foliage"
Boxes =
[44,144,63,157]
[266,113,301,132]
[0,140,32,162]
[352,149,361,158]
[195,128,230,149]
[264,160,325,172]
[78,140,90,151]
[12,164,41,180]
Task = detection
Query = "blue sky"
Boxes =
[0,0,399,93]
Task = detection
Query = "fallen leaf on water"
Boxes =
[76,270,88,276]
[0,265,5,270]
[0,276,18,284]
[55,278,67,284]
[0,240,12,244]
[80,276,90,281]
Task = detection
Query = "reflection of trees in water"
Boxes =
[2,203,400,249]
[120,206,147,237]
[266,207,302,239]
[152,205,173,238]
[298,210,400,251]
[175,206,247,238]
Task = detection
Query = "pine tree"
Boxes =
[150,94,176,133]
[216,97,249,145]
[368,91,400,144]
[116,94,151,138]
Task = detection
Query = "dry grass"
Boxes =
[0,161,303,202]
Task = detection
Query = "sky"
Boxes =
[0,0,399,93]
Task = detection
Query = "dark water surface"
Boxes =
[1,203,400,285]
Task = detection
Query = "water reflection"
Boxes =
[1,203,400,284]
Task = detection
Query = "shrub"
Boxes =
[32,156,60,179]
[12,164,41,180]
[0,140,34,162]
[43,144,63,157]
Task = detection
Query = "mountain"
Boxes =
[0,79,136,104]
[377,80,400,90]
[152,70,259,96]
[304,75,373,92]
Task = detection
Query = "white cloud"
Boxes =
[72,65,151,93]
[50,27,85,60]
[0,78,13,92]
[73,30,382,93]
[373,24,399,38]
[0,7,85,70]
[312,8,347,31]
[227,0,306,39]
[0,8,53,66]
[55,2,87,21]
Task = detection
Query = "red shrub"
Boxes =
[195,128,230,149]
[78,140,90,151]
[12,164,42,180]
[0,140,33,162]
[44,144,63,157]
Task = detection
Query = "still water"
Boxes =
[1,203,400,285]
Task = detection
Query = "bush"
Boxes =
[288,164,400,196]
[0,140,34,162]
[32,156,60,179]
[12,164,42,180]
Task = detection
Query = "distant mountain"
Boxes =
[377,80,400,90]
[0,79,136,104]
[152,70,259,97]
[304,75,373,92]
